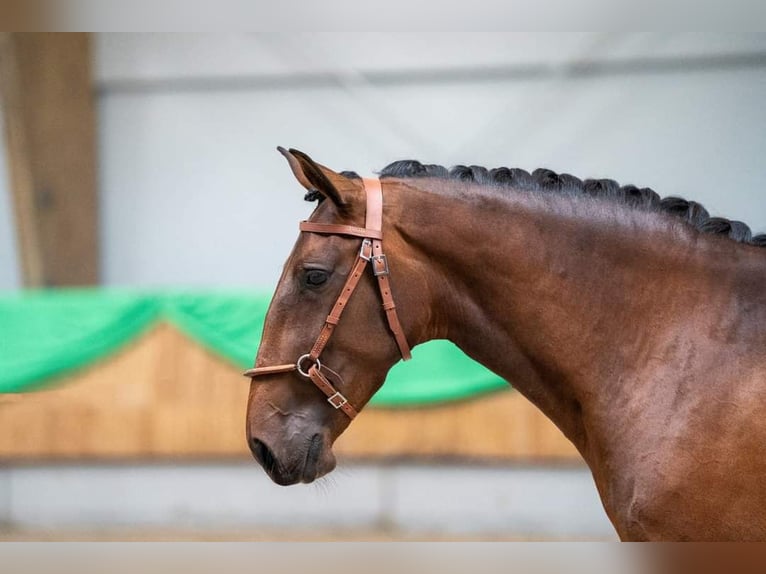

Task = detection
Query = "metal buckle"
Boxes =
[296,354,320,378]
[359,239,373,261]
[371,254,389,276]
[327,391,348,409]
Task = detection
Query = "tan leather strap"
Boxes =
[363,178,412,360]
[243,363,357,419]
[243,364,296,377]
[308,365,358,419]
[371,238,412,360]
[363,178,383,230]
[309,241,372,360]
[245,176,411,421]
[299,221,382,240]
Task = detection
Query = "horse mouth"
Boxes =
[301,434,323,483]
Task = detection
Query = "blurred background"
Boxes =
[0,33,765,540]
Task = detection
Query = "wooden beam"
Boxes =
[0,33,98,287]
[0,33,43,286]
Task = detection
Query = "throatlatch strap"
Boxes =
[363,178,412,360]
[371,238,412,360]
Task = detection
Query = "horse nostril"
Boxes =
[250,438,277,472]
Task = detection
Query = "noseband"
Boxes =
[244,178,412,420]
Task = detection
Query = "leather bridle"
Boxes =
[243,178,412,420]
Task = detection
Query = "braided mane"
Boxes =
[383,161,766,248]
[305,162,766,248]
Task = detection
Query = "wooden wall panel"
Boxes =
[0,324,580,461]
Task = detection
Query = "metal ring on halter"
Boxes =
[296,354,320,378]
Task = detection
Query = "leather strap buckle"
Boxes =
[327,391,348,409]
[371,254,389,276]
[359,239,373,261]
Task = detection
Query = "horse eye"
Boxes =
[304,269,329,287]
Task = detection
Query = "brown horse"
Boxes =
[245,148,766,541]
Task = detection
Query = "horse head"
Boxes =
[245,148,435,485]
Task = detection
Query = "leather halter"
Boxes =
[243,178,412,420]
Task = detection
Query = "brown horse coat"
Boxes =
[246,149,766,540]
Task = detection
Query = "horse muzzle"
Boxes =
[248,432,336,486]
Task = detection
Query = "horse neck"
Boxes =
[391,180,749,455]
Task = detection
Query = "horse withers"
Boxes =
[245,148,766,540]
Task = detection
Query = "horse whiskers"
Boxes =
[312,473,338,496]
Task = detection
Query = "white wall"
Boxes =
[95,33,766,288]
[2,35,765,290]
[0,462,615,539]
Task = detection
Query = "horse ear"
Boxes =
[277,147,358,210]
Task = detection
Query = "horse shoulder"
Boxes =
[606,366,766,540]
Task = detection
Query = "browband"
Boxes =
[298,221,383,240]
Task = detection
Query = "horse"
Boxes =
[245,147,766,541]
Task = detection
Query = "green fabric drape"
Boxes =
[0,290,509,405]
